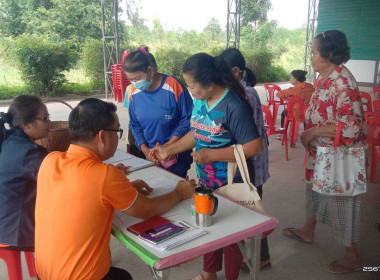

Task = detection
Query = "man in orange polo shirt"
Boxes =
[35,98,196,280]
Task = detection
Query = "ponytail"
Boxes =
[183,53,246,98]
[214,56,246,98]
[243,68,257,87]
[219,47,256,87]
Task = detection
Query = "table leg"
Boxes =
[249,234,262,280]
[150,267,170,280]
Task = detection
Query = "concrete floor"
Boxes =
[0,84,379,279]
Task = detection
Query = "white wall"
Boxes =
[345,60,377,84]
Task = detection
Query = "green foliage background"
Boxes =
[0,0,307,99]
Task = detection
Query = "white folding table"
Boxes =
[112,166,277,280]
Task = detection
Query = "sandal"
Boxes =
[326,260,362,274]
[281,227,313,244]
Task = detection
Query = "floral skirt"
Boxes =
[306,183,362,247]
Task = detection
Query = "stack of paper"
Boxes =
[104,149,154,171]
[148,221,207,251]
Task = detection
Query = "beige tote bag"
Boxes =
[216,144,265,213]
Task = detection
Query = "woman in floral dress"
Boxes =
[282,30,364,274]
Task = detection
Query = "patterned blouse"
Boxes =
[305,65,364,181]
[243,81,270,186]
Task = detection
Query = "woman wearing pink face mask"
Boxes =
[122,46,193,178]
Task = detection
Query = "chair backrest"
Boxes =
[373,86,380,100]
[333,121,346,147]
[373,100,380,113]
[120,49,130,65]
[287,96,305,122]
[367,116,380,147]
[360,91,373,113]
[264,83,282,103]
[261,104,275,132]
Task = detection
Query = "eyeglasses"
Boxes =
[34,114,50,121]
[102,128,123,139]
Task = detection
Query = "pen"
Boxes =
[185,175,189,181]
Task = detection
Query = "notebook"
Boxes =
[103,149,154,171]
[145,221,207,251]
[127,216,169,236]
[139,222,184,244]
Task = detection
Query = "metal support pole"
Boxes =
[150,267,170,280]
[101,0,120,99]
[227,0,241,49]
[304,0,319,83]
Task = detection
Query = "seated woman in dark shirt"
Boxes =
[0,95,50,252]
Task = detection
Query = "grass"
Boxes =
[0,56,102,99]
[0,58,25,86]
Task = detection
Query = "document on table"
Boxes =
[144,221,207,251]
[146,177,187,218]
[104,149,134,164]
[146,177,178,198]
[103,149,154,171]
[117,157,154,172]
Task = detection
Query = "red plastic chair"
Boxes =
[111,50,131,103]
[360,91,373,113]
[264,84,283,124]
[262,104,288,160]
[283,96,306,147]
[374,100,380,113]
[373,86,380,100]
[0,247,37,280]
[367,116,380,183]
[364,100,380,128]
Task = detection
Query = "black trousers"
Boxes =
[101,267,133,280]
[281,110,288,128]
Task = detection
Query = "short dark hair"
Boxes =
[0,95,42,150]
[69,98,117,142]
[291,70,308,82]
[314,30,350,65]
[220,48,257,87]
[122,45,157,73]
[183,53,246,98]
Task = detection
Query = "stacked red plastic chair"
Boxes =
[264,83,285,124]
[262,104,288,160]
[373,86,380,100]
[374,100,380,113]
[111,50,131,103]
[360,91,373,113]
[283,96,306,147]
[0,247,37,280]
[368,115,380,183]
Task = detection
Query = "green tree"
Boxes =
[25,0,102,47]
[11,34,78,95]
[241,0,272,29]
[0,0,102,47]
[0,0,50,36]
[203,17,223,41]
